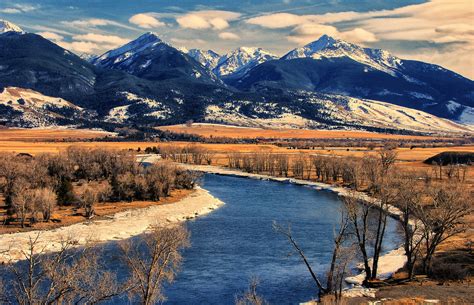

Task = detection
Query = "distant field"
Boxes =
[157,123,456,140]
[0,128,112,141]
[0,127,472,179]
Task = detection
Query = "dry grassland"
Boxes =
[158,123,459,140]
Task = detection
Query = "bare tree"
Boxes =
[119,225,190,305]
[235,278,268,305]
[370,180,397,280]
[392,175,424,279]
[76,185,99,218]
[203,150,216,165]
[273,222,327,295]
[343,192,372,283]
[414,183,472,274]
[326,210,350,295]
[4,234,123,304]
[32,188,57,222]
[273,218,351,300]
[11,181,34,228]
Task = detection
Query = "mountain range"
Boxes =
[0,19,472,134]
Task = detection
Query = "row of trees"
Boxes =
[227,150,400,192]
[0,148,199,227]
[152,145,216,165]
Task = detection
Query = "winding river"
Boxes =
[161,174,403,304]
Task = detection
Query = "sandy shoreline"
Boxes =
[180,163,408,288]
[0,187,224,264]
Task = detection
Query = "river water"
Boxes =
[162,174,402,304]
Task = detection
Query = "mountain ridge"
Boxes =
[0,20,472,134]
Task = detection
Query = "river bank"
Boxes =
[0,187,224,264]
[178,163,407,289]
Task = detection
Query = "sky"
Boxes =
[1,0,473,79]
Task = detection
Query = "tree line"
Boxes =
[0,147,199,227]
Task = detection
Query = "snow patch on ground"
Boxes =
[0,87,84,127]
[105,105,130,123]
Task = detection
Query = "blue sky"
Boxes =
[1,0,473,78]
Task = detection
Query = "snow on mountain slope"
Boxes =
[282,34,402,76]
[446,100,474,125]
[0,87,87,127]
[0,20,24,34]
[187,49,221,70]
[214,47,278,77]
[105,92,173,123]
[203,93,472,133]
[92,32,163,68]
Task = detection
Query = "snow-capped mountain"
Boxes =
[282,34,401,76]
[213,47,278,78]
[92,32,219,84]
[229,35,474,124]
[0,20,24,34]
[187,49,221,70]
[0,18,471,134]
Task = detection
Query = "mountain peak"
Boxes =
[93,32,163,66]
[214,47,277,77]
[282,34,402,75]
[298,34,358,56]
[306,34,340,50]
[188,49,221,69]
[137,32,162,42]
[0,20,24,34]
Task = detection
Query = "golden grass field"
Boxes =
[1,127,473,166]
[158,123,460,140]
[0,128,112,141]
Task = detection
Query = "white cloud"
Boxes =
[400,43,474,80]
[129,13,165,29]
[176,10,240,30]
[340,28,378,44]
[40,30,129,55]
[218,32,240,40]
[72,33,129,46]
[246,13,308,29]
[57,41,101,54]
[177,14,209,29]
[0,8,22,14]
[170,38,206,45]
[209,18,230,31]
[0,4,38,14]
[64,18,137,31]
[38,32,64,42]
[68,18,112,27]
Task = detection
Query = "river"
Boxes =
[161,174,402,304]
